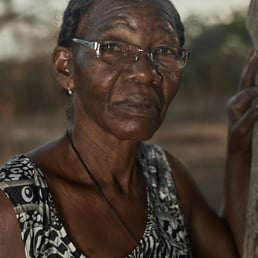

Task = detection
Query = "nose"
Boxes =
[126,52,162,85]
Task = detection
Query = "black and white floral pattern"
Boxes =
[0,143,192,257]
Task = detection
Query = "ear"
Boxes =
[52,46,74,92]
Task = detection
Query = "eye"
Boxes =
[100,41,124,52]
[154,46,180,58]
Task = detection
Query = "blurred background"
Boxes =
[0,0,251,212]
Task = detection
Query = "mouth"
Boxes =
[112,96,162,117]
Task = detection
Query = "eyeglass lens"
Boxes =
[72,38,189,71]
[98,41,187,71]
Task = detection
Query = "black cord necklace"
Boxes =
[66,130,144,256]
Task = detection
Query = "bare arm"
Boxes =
[166,152,238,258]
[0,190,26,258]
[225,50,258,255]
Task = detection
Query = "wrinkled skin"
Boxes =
[70,0,182,142]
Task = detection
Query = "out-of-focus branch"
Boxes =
[0,0,51,28]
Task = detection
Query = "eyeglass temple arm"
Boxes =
[72,38,101,58]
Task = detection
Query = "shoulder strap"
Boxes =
[0,155,51,224]
[138,143,175,190]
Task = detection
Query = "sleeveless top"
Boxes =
[0,143,192,258]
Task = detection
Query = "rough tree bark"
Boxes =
[243,0,258,257]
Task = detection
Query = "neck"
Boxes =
[68,125,142,192]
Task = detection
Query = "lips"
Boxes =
[112,96,162,117]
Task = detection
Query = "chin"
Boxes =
[108,119,161,142]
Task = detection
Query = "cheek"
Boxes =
[163,71,182,105]
[73,55,121,101]
[157,71,181,122]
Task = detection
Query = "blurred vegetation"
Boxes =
[169,10,251,121]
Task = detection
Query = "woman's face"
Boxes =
[71,0,182,141]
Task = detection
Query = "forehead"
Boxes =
[77,0,177,38]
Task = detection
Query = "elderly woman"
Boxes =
[0,0,257,257]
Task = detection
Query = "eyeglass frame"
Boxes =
[72,37,190,71]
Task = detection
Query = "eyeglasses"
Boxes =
[72,38,190,72]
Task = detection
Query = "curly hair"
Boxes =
[57,0,185,47]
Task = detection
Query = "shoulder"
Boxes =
[0,155,29,258]
[140,142,189,182]
[141,142,192,180]
[142,144,239,257]
[0,155,46,214]
[141,143,204,225]
[0,154,36,183]
[0,190,26,258]
[141,143,195,206]
[163,150,202,221]
[0,136,65,185]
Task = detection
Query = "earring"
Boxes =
[67,87,73,96]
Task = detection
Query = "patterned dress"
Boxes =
[0,143,192,258]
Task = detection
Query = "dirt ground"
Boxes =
[0,113,228,212]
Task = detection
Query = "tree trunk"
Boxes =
[243,1,258,257]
